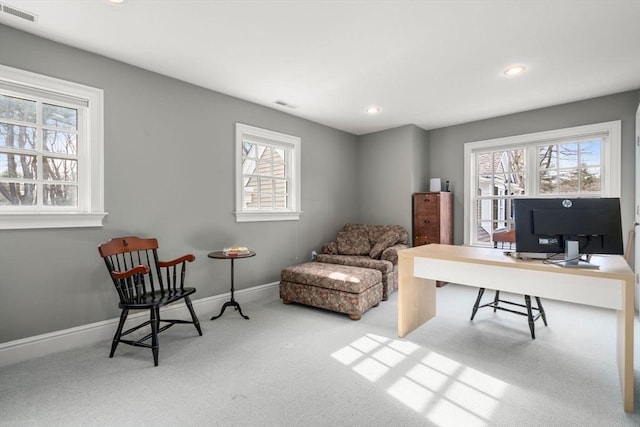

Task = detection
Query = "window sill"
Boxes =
[0,212,108,230]
[235,211,302,223]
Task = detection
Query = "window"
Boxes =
[235,123,301,222]
[464,121,621,246]
[0,65,105,229]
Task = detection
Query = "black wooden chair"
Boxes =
[98,236,202,366]
[470,229,548,339]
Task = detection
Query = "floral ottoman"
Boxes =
[280,262,383,320]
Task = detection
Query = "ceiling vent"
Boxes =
[274,99,297,109]
[1,3,38,23]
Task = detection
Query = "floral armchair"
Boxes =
[317,223,410,300]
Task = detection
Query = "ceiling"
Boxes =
[1,0,639,135]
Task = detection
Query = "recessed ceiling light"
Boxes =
[366,106,381,114]
[107,0,125,4]
[504,64,526,76]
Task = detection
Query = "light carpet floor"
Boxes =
[1,283,639,426]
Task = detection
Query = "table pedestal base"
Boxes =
[207,250,256,321]
[210,300,249,320]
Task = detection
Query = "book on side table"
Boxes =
[223,246,251,256]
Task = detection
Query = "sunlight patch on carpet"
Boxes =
[331,333,509,426]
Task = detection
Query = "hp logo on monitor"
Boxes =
[562,199,573,208]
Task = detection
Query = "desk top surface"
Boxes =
[400,244,633,280]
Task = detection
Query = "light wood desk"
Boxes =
[398,244,635,413]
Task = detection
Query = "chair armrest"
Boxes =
[381,243,410,264]
[316,254,393,273]
[321,241,338,255]
[111,264,149,280]
[158,254,195,267]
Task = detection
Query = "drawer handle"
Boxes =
[423,198,430,202]
[423,219,430,224]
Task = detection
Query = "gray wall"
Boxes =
[0,26,362,343]
[1,24,637,344]
[410,125,430,194]
[429,90,640,249]
[359,124,429,232]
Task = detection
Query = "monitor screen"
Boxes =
[513,198,624,259]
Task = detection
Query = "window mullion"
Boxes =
[36,100,44,207]
[525,146,536,196]
[576,141,583,192]
[471,153,479,245]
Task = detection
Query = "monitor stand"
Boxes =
[515,252,553,260]
[557,240,599,269]
[514,251,568,261]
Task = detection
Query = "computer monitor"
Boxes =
[512,197,624,268]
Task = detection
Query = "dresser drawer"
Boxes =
[414,227,441,242]
[414,215,441,230]
[413,194,440,216]
[414,235,441,246]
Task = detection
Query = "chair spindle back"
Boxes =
[99,236,192,303]
[98,237,162,300]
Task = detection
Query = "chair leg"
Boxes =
[471,288,485,320]
[110,309,128,358]
[536,297,548,326]
[184,296,202,336]
[524,295,535,339]
[493,290,500,312]
[150,307,160,366]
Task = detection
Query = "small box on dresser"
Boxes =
[412,191,453,287]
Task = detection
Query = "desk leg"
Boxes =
[398,251,436,337]
[617,276,634,413]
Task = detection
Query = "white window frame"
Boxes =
[0,65,106,229]
[463,121,621,246]
[234,123,301,222]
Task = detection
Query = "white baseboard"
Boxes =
[0,282,279,368]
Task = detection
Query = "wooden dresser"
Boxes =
[412,191,453,287]
[412,191,453,246]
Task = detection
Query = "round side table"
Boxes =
[208,250,256,320]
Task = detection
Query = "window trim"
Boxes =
[0,65,106,230]
[463,121,621,245]
[234,123,301,222]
